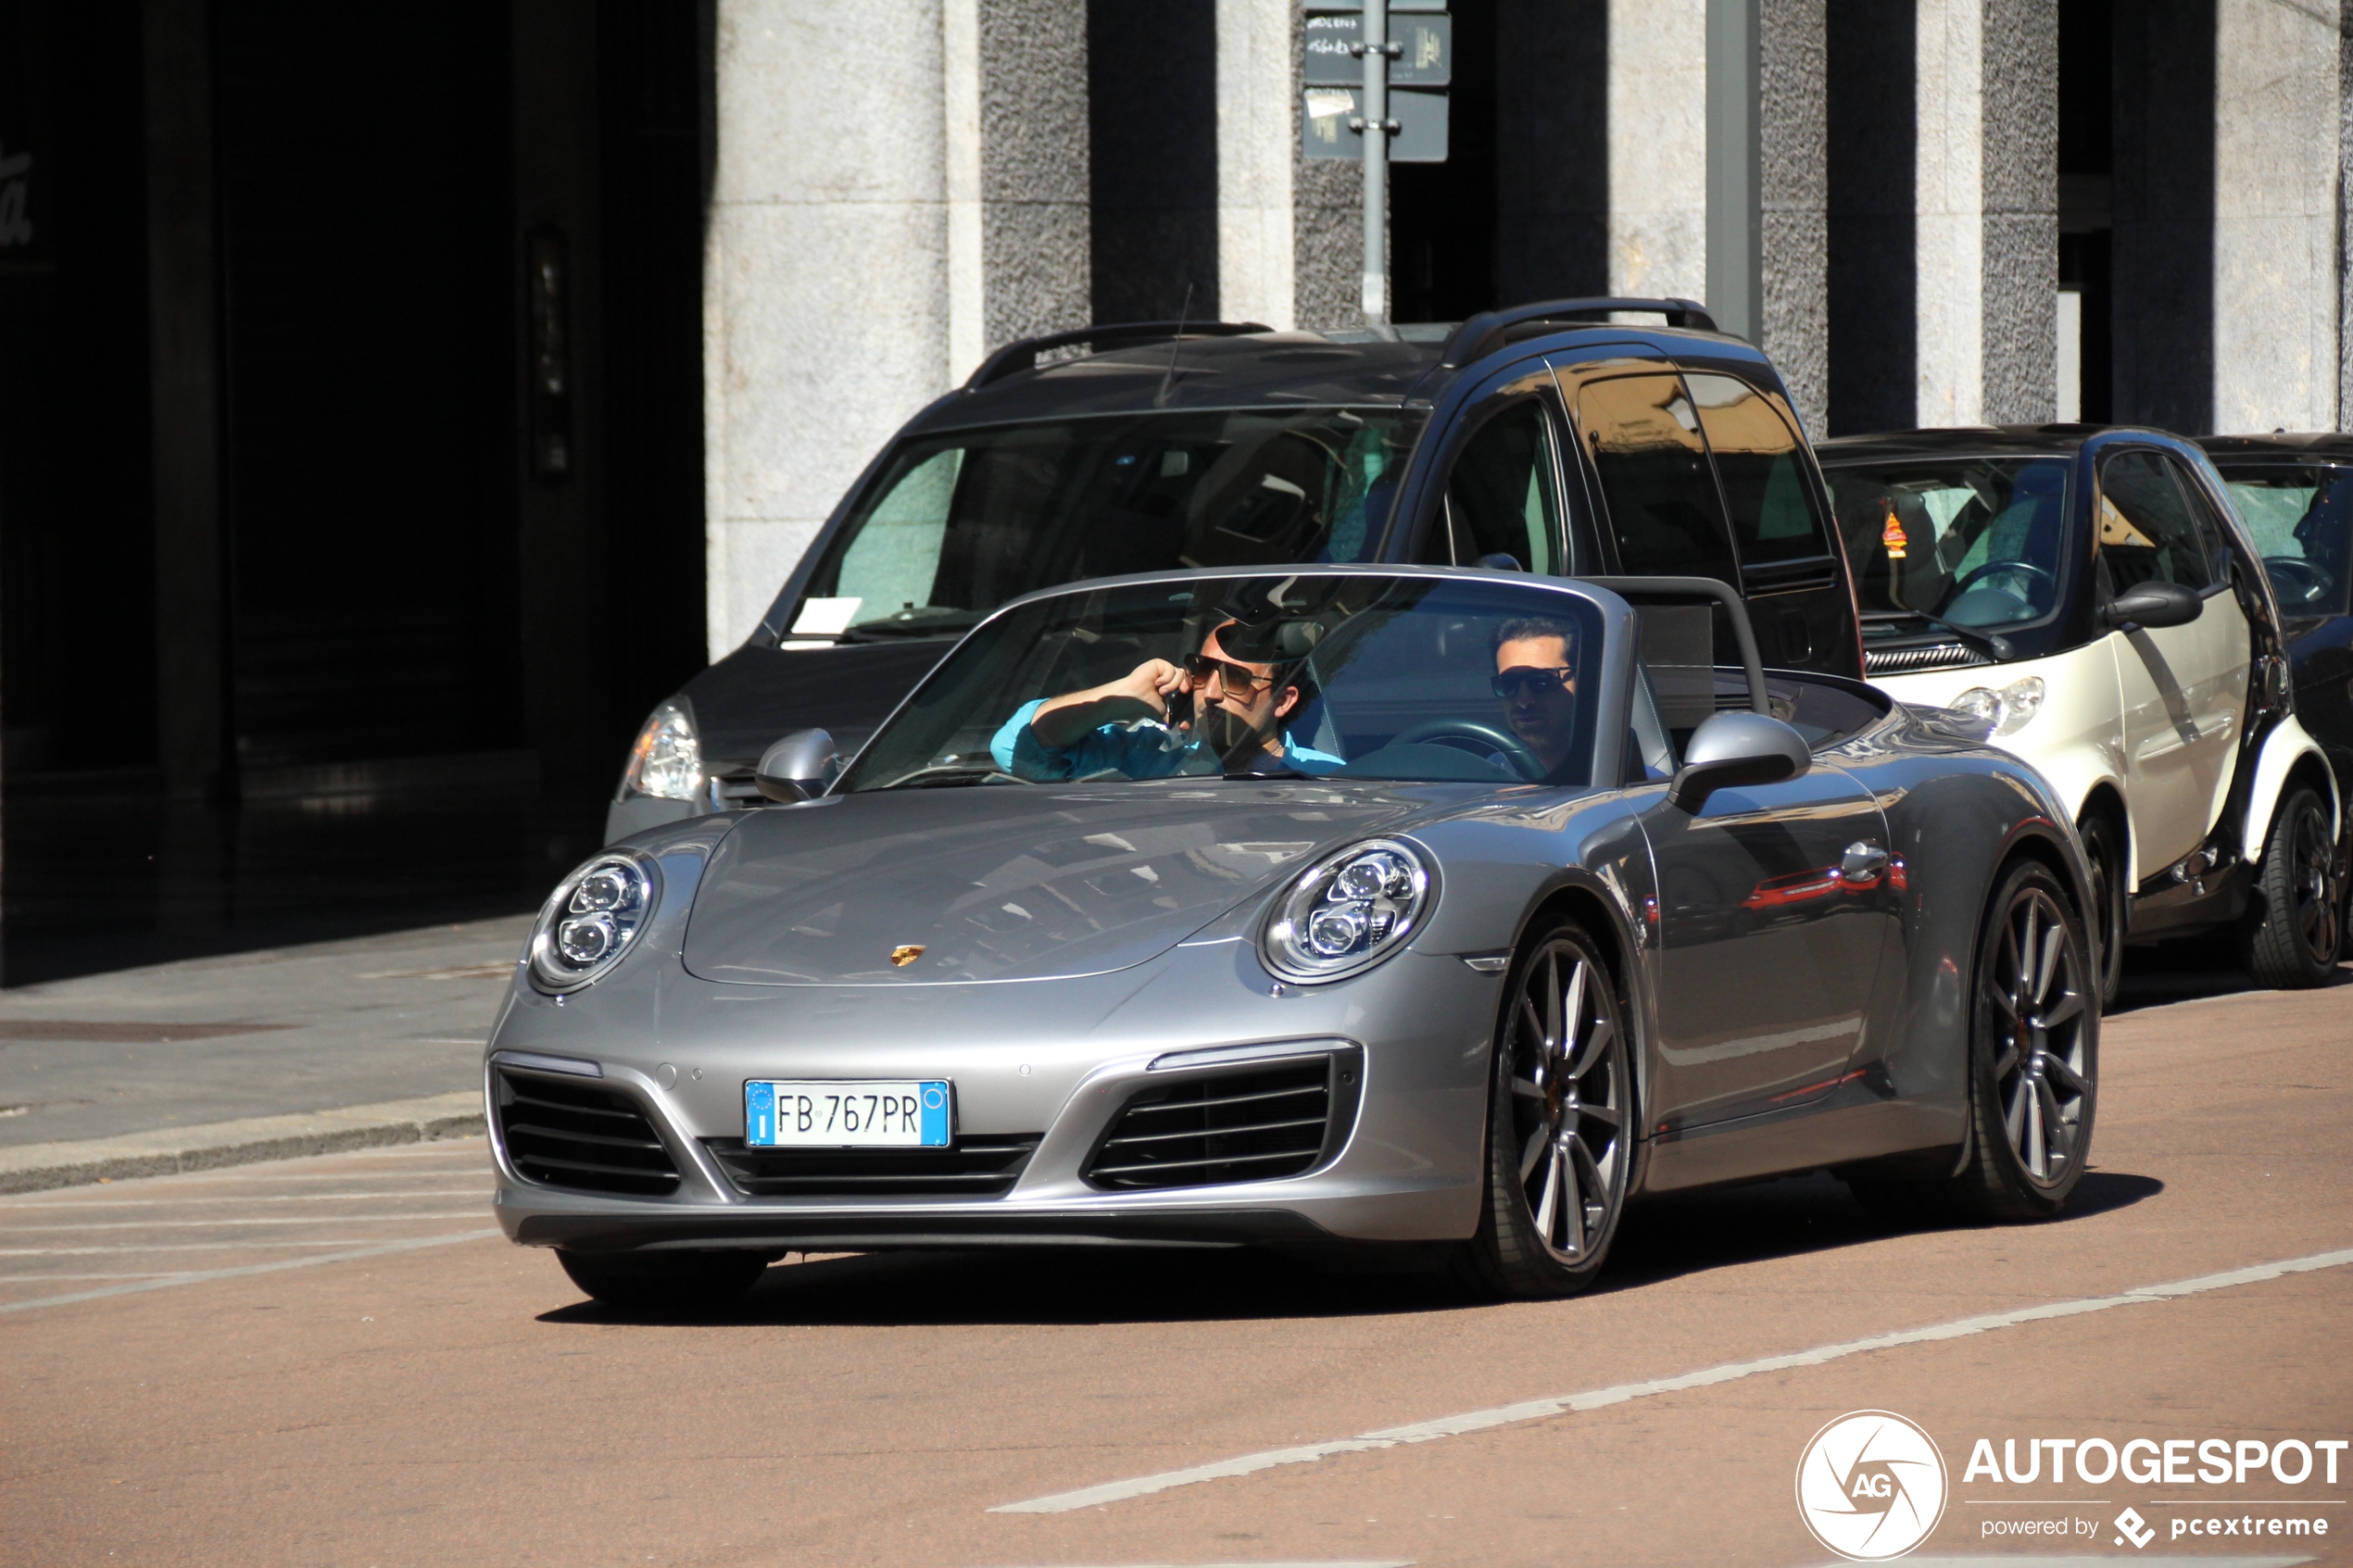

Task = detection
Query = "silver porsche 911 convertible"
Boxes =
[485,567,2099,1310]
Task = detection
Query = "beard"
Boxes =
[1193,699,1275,766]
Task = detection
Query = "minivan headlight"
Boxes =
[529,853,659,993]
[1261,838,1433,983]
[619,699,702,802]
[1951,676,2046,738]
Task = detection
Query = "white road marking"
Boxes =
[0,1212,485,1232]
[0,1190,485,1209]
[0,1229,501,1314]
[1,1236,484,1256]
[992,1247,2353,1515]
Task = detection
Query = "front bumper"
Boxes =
[484,939,1502,1252]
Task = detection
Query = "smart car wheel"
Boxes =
[556,1248,771,1314]
[1456,923,1630,1298]
[2078,810,2126,1008]
[1948,859,2096,1221]
[2244,786,2342,989]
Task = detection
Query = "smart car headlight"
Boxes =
[618,699,702,802]
[529,853,660,993]
[1950,676,2047,738]
[1261,838,1433,983]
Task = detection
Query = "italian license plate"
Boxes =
[744,1080,950,1148]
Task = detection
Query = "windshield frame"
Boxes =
[827,565,1636,796]
[761,405,1432,649]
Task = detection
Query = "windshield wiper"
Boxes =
[1874,611,2015,662]
[878,765,1018,790]
[1225,765,1314,781]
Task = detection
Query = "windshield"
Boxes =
[779,408,1424,643]
[836,573,1606,792]
[2211,461,2353,617]
[1826,458,2072,632]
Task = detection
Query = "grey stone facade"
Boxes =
[979,0,1091,346]
[1759,0,1828,432]
[1978,0,2056,423]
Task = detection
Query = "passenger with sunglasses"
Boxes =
[1491,617,1581,778]
[988,620,1346,781]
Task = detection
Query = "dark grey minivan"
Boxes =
[609,298,1864,841]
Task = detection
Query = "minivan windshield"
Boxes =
[1826,458,2072,631]
[835,573,1605,792]
[778,408,1423,643]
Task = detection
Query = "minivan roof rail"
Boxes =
[1440,297,1718,369]
[963,320,1273,391]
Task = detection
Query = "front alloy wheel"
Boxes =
[1457,924,1630,1298]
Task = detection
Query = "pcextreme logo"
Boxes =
[1796,1410,1951,1561]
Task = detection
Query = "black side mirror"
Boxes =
[755,729,839,802]
[2102,580,2202,630]
[1667,711,1810,812]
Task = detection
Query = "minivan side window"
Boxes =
[2098,450,2214,594]
[1573,374,1741,584]
[1684,373,1831,566]
[1419,399,1564,573]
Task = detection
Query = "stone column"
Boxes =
[1759,0,1828,432]
[1215,0,1295,328]
[2210,0,2338,433]
[1976,0,2056,424]
[1611,0,1709,299]
[702,0,1088,658]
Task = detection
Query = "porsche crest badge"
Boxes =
[889,945,925,967]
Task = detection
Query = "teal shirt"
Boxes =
[988,698,1347,781]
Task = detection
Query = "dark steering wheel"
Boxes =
[2264,555,2334,606]
[1390,719,1545,781]
[1953,558,2056,596]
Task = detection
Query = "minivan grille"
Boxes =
[495,1068,681,1197]
[704,1134,1043,1198]
[1085,1060,1335,1190]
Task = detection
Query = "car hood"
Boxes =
[679,780,1437,985]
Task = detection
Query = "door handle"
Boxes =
[1840,842,1891,883]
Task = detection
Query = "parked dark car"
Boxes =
[609,299,1864,840]
[2196,433,2353,811]
[1818,425,2342,997]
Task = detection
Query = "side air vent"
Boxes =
[1865,642,1989,675]
[1084,1054,1358,1191]
[494,1068,681,1198]
[704,1135,1043,1198]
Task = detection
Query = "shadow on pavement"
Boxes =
[533,1170,2164,1328]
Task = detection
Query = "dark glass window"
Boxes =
[2214,460,2353,617]
[1574,374,1740,583]
[1686,373,1831,566]
[1419,399,1563,572]
[2098,450,2212,593]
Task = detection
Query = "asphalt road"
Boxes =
[3,967,2347,1567]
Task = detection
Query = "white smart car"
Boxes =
[1821,426,2342,1001]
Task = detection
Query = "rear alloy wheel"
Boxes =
[1948,860,2097,1220]
[1456,924,1631,1298]
[557,1248,771,1315]
[2077,810,2127,1008]
[2244,786,2343,988]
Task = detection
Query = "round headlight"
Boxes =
[619,700,702,803]
[1950,676,2046,738]
[529,853,659,993]
[1262,837,1433,984]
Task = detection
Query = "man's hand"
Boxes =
[1029,659,1196,749]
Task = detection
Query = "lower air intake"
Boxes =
[1084,1056,1350,1191]
[495,1067,680,1198]
[704,1135,1042,1198]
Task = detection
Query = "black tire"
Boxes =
[556,1248,771,1314]
[1945,859,2098,1221]
[2077,809,2127,1009]
[2244,786,2343,989]
[1453,922,1632,1299]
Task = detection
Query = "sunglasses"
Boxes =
[1491,666,1575,700]
[1184,652,1273,694]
